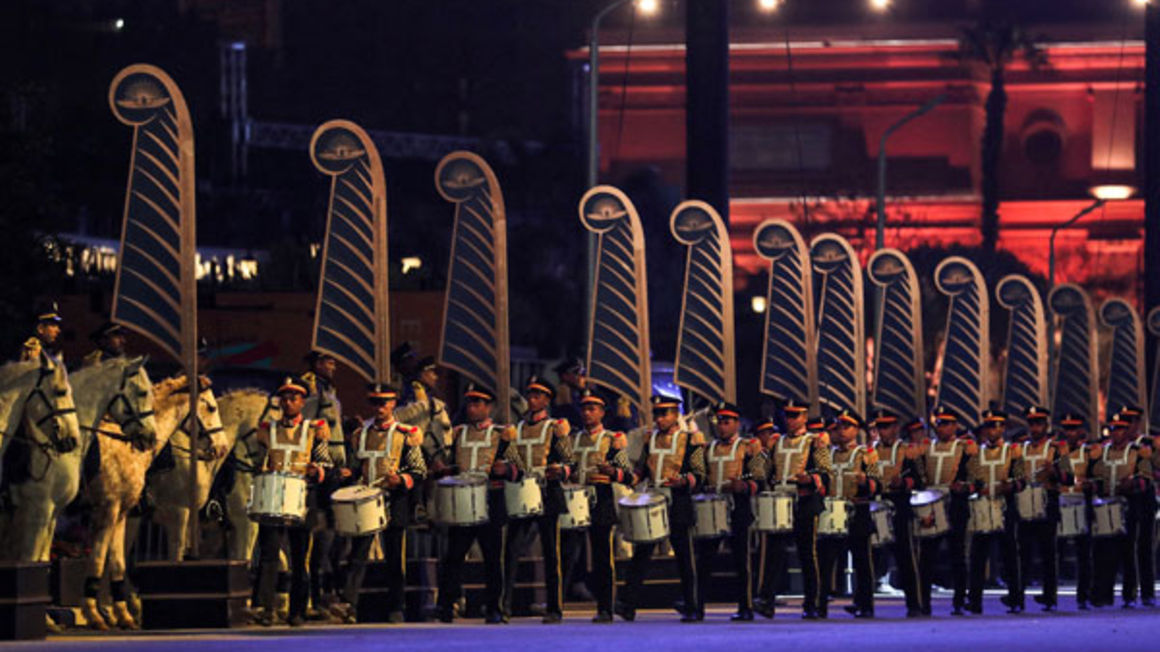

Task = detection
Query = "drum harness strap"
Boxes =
[928,439,963,489]
[516,419,553,475]
[831,445,865,499]
[1103,445,1132,488]
[269,418,311,473]
[574,427,607,485]
[979,442,1010,494]
[775,433,814,492]
[1023,440,1052,481]
[458,424,498,472]
[708,437,743,493]
[358,420,400,486]
[648,428,684,489]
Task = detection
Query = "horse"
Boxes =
[215,388,277,561]
[0,354,83,562]
[78,375,222,630]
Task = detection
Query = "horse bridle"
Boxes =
[233,397,276,474]
[170,392,225,462]
[105,366,156,435]
[24,365,79,454]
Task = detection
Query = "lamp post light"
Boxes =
[875,93,946,249]
[1048,198,1106,290]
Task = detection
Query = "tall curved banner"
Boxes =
[435,152,510,421]
[933,257,989,429]
[108,65,197,366]
[1148,307,1160,436]
[754,219,816,409]
[1099,298,1147,430]
[1048,284,1099,440]
[811,234,865,417]
[579,186,652,417]
[996,275,1047,428]
[867,248,924,423]
[309,120,390,383]
[670,200,735,405]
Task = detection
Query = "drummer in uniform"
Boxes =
[616,394,706,623]
[432,384,527,624]
[871,409,926,617]
[253,376,333,626]
[819,408,880,618]
[752,416,783,618]
[504,376,574,624]
[1017,405,1069,611]
[395,356,452,525]
[20,301,63,362]
[1120,406,1156,607]
[967,409,1026,614]
[337,383,425,624]
[693,401,765,621]
[1090,410,1153,608]
[571,388,633,623]
[755,400,832,619]
[918,405,978,616]
[82,321,127,367]
[1058,412,1098,609]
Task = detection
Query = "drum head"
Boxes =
[619,492,666,508]
[910,490,943,506]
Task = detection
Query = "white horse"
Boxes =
[0,354,82,562]
[216,388,277,561]
[78,375,222,630]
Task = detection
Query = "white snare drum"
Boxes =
[692,493,731,539]
[617,492,670,543]
[331,485,389,536]
[1057,494,1088,538]
[754,491,794,533]
[968,496,1005,533]
[910,490,950,539]
[248,471,308,525]
[559,484,593,530]
[818,498,850,537]
[869,501,895,547]
[1016,485,1048,521]
[434,472,489,526]
[1091,497,1126,537]
[504,476,544,519]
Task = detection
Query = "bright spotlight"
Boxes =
[757,0,781,12]
[751,296,768,314]
[636,0,660,16]
[870,0,891,11]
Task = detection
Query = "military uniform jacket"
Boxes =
[632,427,706,526]
[258,415,332,479]
[768,429,833,517]
[831,444,882,503]
[515,414,575,516]
[705,436,765,523]
[1092,440,1153,499]
[448,421,526,523]
[574,425,632,526]
[1020,437,1067,521]
[925,437,978,522]
[1060,440,1099,499]
[354,418,427,527]
[975,441,1027,515]
[875,440,925,516]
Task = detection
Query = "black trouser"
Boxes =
[1019,519,1058,606]
[1064,532,1093,605]
[756,532,789,606]
[920,513,969,612]
[344,527,407,615]
[888,498,924,613]
[1094,499,1141,605]
[257,523,312,618]
[1134,498,1156,602]
[587,522,617,614]
[969,514,1022,610]
[818,504,874,615]
[621,521,698,615]
[310,524,336,609]
[438,522,506,618]
[504,514,562,616]
[694,510,752,614]
[561,529,589,598]
[795,507,822,614]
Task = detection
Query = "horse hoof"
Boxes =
[82,599,110,631]
[113,602,139,630]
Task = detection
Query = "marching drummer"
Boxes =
[336,383,425,624]
[253,376,333,627]
[752,416,783,618]
[82,321,128,367]
[20,301,63,362]
[616,394,706,623]
[1119,405,1156,608]
[871,409,926,617]
[819,408,880,619]
[504,375,575,624]
[694,401,765,621]
[1058,412,1098,609]
[1017,405,1068,611]
[755,399,831,620]
[1090,410,1153,608]
[918,405,976,616]
[572,388,633,623]
[433,383,527,624]
[967,408,1026,614]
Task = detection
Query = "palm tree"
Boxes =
[957,20,1047,252]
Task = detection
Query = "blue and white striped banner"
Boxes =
[996,275,1047,427]
[754,219,816,409]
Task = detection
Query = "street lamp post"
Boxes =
[1048,199,1104,290]
[875,93,946,249]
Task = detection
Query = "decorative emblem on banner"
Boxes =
[670,201,735,405]
[435,151,510,420]
[867,248,924,423]
[1047,284,1099,439]
[108,65,197,364]
[579,186,652,415]
[1099,298,1147,430]
[933,257,989,428]
[811,234,865,417]
[753,219,816,409]
[995,275,1047,428]
[309,120,390,382]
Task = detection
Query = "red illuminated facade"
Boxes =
[573,25,1146,305]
